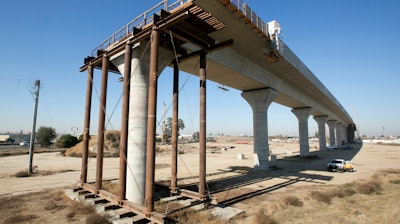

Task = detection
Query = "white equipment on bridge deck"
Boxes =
[268,20,281,50]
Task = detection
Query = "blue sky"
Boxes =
[1,0,399,137]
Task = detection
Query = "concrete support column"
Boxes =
[110,39,174,205]
[327,120,337,146]
[81,65,93,184]
[291,108,312,156]
[313,115,328,150]
[95,56,109,191]
[241,88,278,170]
[335,122,342,146]
[342,124,347,145]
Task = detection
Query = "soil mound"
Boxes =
[64,130,120,157]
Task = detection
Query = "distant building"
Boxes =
[0,134,31,143]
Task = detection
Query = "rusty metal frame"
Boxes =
[118,43,132,201]
[81,65,93,184]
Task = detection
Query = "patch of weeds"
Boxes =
[389,179,400,184]
[67,200,96,220]
[335,183,356,198]
[252,208,278,224]
[15,170,30,177]
[102,181,118,195]
[269,165,282,171]
[68,151,81,157]
[384,169,400,174]
[356,181,382,195]
[310,190,333,204]
[4,214,37,223]
[283,196,303,207]
[85,213,111,224]
[174,210,229,224]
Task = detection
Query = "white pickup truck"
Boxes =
[327,159,354,172]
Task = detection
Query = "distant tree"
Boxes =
[164,117,185,144]
[6,137,15,143]
[192,131,199,141]
[77,134,84,142]
[36,126,56,148]
[55,134,78,148]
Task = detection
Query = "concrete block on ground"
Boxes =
[211,205,244,220]
[237,153,245,160]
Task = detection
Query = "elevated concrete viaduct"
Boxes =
[78,0,356,221]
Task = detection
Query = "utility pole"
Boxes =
[28,79,40,174]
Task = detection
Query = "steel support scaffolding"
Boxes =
[199,52,207,198]
[118,43,132,201]
[96,56,109,191]
[170,60,179,192]
[81,65,93,184]
[145,28,159,213]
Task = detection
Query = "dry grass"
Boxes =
[251,208,278,224]
[283,195,303,207]
[1,169,399,223]
[14,169,73,178]
[173,210,231,224]
[262,169,400,224]
[0,189,109,224]
[85,214,112,224]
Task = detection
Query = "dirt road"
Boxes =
[0,141,399,197]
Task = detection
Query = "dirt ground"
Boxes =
[0,141,399,223]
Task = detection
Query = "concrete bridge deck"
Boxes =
[81,0,353,125]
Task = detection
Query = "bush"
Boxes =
[310,190,333,204]
[15,170,30,177]
[283,196,303,207]
[334,183,356,198]
[253,208,278,224]
[356,181,382,195]
[85,214,111,224]
[55,134,79,148]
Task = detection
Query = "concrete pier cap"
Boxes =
[291,107,312,156]
[110,41,174,205]
[241,88,278,170]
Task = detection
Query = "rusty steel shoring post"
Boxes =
[170,60,179,192]
[199,52,207,198]
[81,65,94,184]
[96,56,109,191]
[118,44,132,201]
[145,28,159,214]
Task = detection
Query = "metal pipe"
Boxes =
[96,56,109,191]
[81,65,93,184]
[170,60,179,192]
[199,52,206,197]
[145,28,159,213]
[118,44,132,200]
